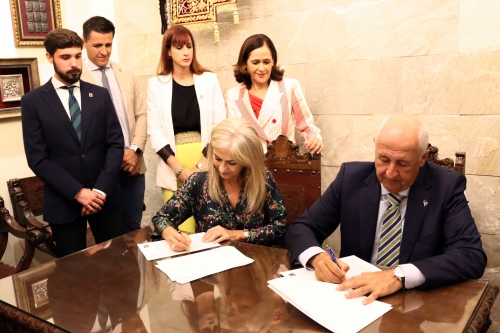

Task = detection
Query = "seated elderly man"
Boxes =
[286,114,486,304]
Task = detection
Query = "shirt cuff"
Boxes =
[298,246,325,269]
[399,263,426,289]
[92,188,107,198]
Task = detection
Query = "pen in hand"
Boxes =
[325,245,341,269]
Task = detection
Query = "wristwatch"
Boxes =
[196,163,204,169]
[243,229,250,241]
[129,145,143,157]
[393,266,406,289]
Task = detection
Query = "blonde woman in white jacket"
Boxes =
[147,26,226,232]
[227,34,323,154]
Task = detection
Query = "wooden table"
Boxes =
[0,228,497,333]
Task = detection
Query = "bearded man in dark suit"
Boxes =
[21,28,125,257]
[286,114,486,304]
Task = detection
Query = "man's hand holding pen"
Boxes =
[311,246,404,305]
[310,251,349,283]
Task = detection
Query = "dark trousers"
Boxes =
[50,209,125,257]
[120,173,145,232]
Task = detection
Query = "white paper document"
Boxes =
[273,255,391,333]
[268,277,392,333]
[137,232,220,261]
[280,255,382,280]
[156,245,254,284]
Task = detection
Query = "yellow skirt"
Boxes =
[161,133,202,233]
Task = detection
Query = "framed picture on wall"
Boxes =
[9,0,62,46]
[0,58,40,119]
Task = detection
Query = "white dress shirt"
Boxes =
[51,76,82,119]
[84,58,130,147]
[298,184,426,289]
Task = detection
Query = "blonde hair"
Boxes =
[207,118,267,214]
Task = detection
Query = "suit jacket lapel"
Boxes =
[258,81,283,127]
[359,169,382,261]
[80,62,96,85]
[400,163,432,264]
[41,80,80,144]
[193,74,208,130]
[235,86,270,142]
[80,81,94,148]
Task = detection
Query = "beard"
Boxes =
[54,63,81,85]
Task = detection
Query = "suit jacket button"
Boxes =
[81,154,85,158]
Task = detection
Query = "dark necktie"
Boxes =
[60,86,82,141]
[376,193,405,267]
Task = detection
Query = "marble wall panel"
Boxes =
[482,234,500,269]
[114,0,160,37]
[130,33,163,77]
[414,115,460,160]
[460,116,500,176]
[459,0,500,54]
[347,0,458,60]
[459,53,500,115]
[467,175,500,235]
[316,115,352,166]
[256,12,307,66]
[321,166,340,193]
[195,18,259,71]
[402,54,462,115]
[403,52,500,115]
[301,8,348,63]
[305,59,402,115]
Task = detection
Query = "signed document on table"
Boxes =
[137,232,220,261]
[156,246,254,284]
[269,255,392,333]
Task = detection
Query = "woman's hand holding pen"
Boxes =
[162,226,191,252]
[310,252,349,283]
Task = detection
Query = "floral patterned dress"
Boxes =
[152,170,287,245]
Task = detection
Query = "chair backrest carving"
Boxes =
[0,196,35,278]
[265,135,321,234]
[427,143,466,175]
[7,177,96,255]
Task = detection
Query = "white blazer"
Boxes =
[226,78,321,151]
[147,72,226,190]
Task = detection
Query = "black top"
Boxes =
[171,79,201,135]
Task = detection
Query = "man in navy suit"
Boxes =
[286,114,486,304]
[21,29,125,257]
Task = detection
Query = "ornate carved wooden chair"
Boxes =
[7,176,96,257]
[426,143,466,175]
[265,135,321,246]
[0,196,37,278]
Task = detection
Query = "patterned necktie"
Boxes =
[377,193,405,267]
[99,67,113,100]
[60,86,81,141]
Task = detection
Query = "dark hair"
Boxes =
[44,29,83,56]
[82,16,115,40]
[157,25,209,76]
[233,34,284,89]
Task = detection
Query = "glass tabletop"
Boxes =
[0,227,492,333]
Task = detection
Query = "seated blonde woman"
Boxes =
[152,118,287,249]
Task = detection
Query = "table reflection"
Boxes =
[47,234,148,333]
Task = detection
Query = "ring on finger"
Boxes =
[172,244,176,249]
[217,232,221,237]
